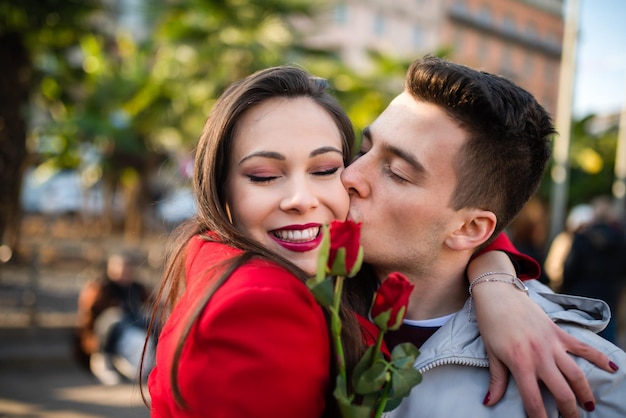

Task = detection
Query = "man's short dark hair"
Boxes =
[405,55,554,239]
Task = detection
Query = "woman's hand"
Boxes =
[468,251,617,418]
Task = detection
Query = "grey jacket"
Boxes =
[386,280,626,418]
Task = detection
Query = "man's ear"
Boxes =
[444,209,497,251]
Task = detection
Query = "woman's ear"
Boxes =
[444,209,497,251]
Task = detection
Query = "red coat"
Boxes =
[148,233,537,417]
[149,236,330,418]
[478,232,540,281]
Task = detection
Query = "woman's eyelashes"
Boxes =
[247,174,278,183]
[313,166,340,176]
[245,165,341,183]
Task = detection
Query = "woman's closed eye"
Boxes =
[313,166,340,176]
[247,174,279,183]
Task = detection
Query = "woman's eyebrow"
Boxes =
[310,146,343,158]
[238,151,284,165]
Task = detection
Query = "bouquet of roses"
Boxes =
[307,220,422,418]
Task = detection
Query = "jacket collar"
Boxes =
[413,280,610,373]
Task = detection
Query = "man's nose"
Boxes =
[341,157,370,198]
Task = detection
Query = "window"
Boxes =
[478,35,489,63]
[544,61,556,83]
[453,28,464,53]
[501,43,513,71]
[374,11,385,35]
[502,13,516,34]
[452,0,467,13]
[477,4,492,24]
[523,52,534,77]
[334,3,347,25]
[412,26,424,48]
[545,30,560,46]
[525,21,537,39]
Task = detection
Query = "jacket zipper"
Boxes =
[418,356,489,373]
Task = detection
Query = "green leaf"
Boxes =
[382,396,403,413]
[389,367,422,399]
[390,342,420,370]
[351,345,377,387]
[334,375,374,418]
[333,374,350,403]
[306,277,334,308]
[353,360,389,395]
[359,392,380,409]
[337,399,374,418]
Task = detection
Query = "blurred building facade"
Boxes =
[301,0,563,115]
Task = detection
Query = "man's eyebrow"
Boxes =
[389,144,426,175]
[363,126,426,175]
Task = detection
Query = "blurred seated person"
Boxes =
[563,196,626,343]
[73,250,155,385]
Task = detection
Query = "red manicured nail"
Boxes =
[609,361,619,371]
[482,391,491,405]
[584,401,595,412]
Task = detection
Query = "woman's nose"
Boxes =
[279,179,320,213]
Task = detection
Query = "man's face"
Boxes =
[341,92,467,279]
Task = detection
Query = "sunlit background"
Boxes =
[1,1,625,416]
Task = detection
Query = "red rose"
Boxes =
[370,272,414,331]
[326,220,363,277]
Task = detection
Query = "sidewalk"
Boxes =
[0,364,150,418]
[0,228,163,418]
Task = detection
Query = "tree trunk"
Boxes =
[0,31,30,253]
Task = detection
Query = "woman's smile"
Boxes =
[270,224,323,252]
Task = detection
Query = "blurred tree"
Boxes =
[143,0,328,151]
[114,0,407,233]
[0,0,102,251]
[568,115,619,205]
[537,114,619,227]
[2,0,413,248]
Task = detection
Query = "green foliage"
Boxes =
[10,0,410,171]
[538,115,619,207]
[3,0,413,238]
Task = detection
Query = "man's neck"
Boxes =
[397,261,470,321]
[406,279,467,320]
[375,251,471,320]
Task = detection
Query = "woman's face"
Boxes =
[225,97,349,274]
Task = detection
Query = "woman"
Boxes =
[146,66,604,418]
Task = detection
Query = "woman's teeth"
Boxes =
[273,227,320,242]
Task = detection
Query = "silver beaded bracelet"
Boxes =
[467,272,529,320]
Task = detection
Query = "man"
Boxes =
[342,56,625,417]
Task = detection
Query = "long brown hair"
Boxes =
[142,66,363,416]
